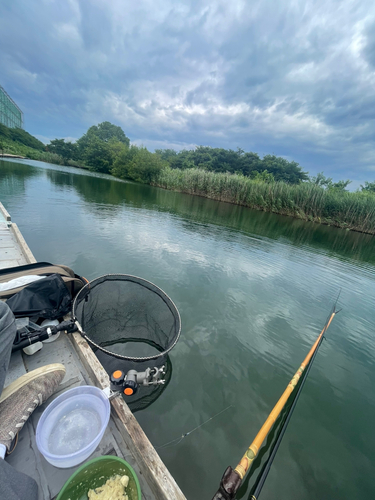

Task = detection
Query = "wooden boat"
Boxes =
[0,202,186,500]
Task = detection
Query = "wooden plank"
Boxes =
[0,202,11,222]
[0,258,25,268]
[10,222,37,264]
[71,332,186,500]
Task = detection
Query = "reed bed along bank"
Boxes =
[154,168,375,234]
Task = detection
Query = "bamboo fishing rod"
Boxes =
[212,308,337,500]
[250,306,339,500]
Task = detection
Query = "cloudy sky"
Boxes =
[1,0,375,186]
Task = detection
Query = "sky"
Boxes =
[0,0,375,187]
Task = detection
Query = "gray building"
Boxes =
[0,85,23,129]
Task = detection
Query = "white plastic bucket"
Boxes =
[36,386,110,468]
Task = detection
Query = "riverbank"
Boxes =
[2,124,374,235]
[0,153,27,159]
[3,153,374,235]
[151,168,375,235]
[0,140,89,169]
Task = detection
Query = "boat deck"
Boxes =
[0,203,31,268]
[6,330,155,500]
[0,203,186,500]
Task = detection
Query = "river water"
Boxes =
[1,159,375,500]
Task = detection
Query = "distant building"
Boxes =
[0,85,23,129]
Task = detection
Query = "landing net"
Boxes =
[72,274,181,362]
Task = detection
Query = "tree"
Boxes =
[202,148,241,174]
[330,179,351,191]
[157,147,308,183]
[47,139,78,160]
[85,121,129,145]
[107,139,128,160]
[310,172,333,187]
[127,147,166,183]
[167,149,195,170]
[360,181,375,193]
[310,172,351,191]
[112,145,166,183]
[111,145,139,178]
[261,155,308,184]
[0,123,45,151]
[155,149,178,162]
[84,137,113,173]
[239,152,262,176]
[77,122,130,161]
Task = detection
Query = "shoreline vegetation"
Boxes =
[1,121,375,235]
[153,169,375,234]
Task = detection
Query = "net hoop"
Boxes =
[72,274,181,362]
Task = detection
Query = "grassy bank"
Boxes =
[0,135,65,165]
[154,168,375,234]
[0,135,87,169]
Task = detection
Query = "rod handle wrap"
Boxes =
[211,467,242,500]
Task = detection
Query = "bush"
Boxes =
[112,146,166,183]
[67,159,87,169]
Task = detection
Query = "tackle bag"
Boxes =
[6,274,72,319]
[0,262,86,300]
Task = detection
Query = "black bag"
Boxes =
[6,274,72,319]
[0,262,86,300]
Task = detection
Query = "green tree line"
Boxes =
[155,147,309,184]
[2,120,371,191]
[1,121,375,233]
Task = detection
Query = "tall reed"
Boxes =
[154,168,375,234]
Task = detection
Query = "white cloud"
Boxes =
[131,138,197,151]
[1,0,375,182]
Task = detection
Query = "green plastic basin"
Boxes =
[56,455,141,500]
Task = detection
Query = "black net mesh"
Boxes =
[72,274,181,361]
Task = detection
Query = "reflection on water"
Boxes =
[3,159,372,264]
[0,161,41,199]
[0,160,375,264]
[1,158,375,500]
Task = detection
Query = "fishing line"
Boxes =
[118,404,234,461]
[156,404,233,450]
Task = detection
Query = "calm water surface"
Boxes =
[1,159,375,500]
